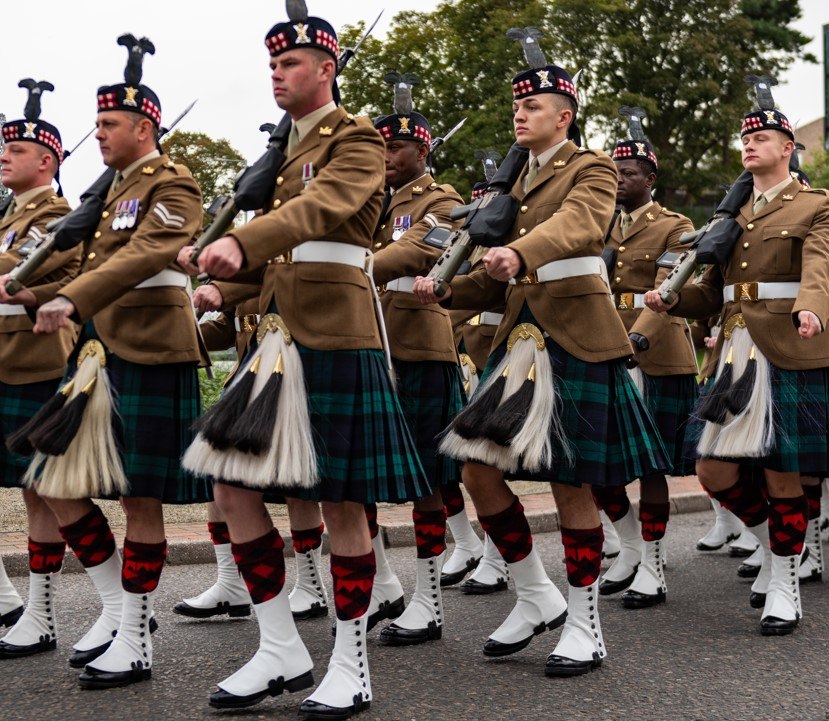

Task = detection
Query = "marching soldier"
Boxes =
[592,113,699,608]
[3,36,210,684]
[0,80,79,655]
[181,7,429,717]
[645,87,829,635]
[414,29,668,676]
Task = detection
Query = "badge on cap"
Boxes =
[392,215,412,241]
[0,230,16,254]
[302,163,314,190]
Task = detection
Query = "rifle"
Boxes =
[426,143,529,296]
[4,101,197,296]
[656,171,753,305]
[188,12,383,264]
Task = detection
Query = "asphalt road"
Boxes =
[1,510,827,721]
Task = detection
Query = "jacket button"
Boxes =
[645,254,650,260]
[746,223,754,230]
[617,261,623,268]
[276,176,284,186]
[102,211,110,219]
[743,242,750,249]
[781,230,788,236]
[380,224,386,230]
[618,246,625,253]
[519,228,527,236]
[374,242,382,249]
[273,199,281,209]
[94,231,102,239]
[87,252,96,260]
[520,205,528,213]
[740,261,748,269]
[614,276,621,284]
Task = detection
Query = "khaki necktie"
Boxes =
[111,172,124,194]
[286,125,300,155]
[752,193,767,215]
[620,212,633,238]
[524,157,540,191]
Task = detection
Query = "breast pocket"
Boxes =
[762,224,807,276]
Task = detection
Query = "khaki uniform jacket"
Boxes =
[59,155,205,365]
[690,316,719,381]
[199,297,260,356]
[674,179,829,371]
[0,189,80,384]
[606,203,698,376]
[448,141,633,363]
[373,175,462,363]
[228,107,386,352]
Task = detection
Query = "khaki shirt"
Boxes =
[675,179,829,371]
[0,188,80,383]
[606,202,698,375]
[372,173,463,363]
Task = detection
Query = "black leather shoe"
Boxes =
[77,660,152,689]
[598,568,638,596]
[208,671,314,709]
[696,532,738,552]
[737,562,761,578]
[728,545,757,558]
[293,601,329,621]
[482,611,567,658]
[69,617,158,668]
[440,556,481,587]
[461,577,508,595]
[0,605,23,628]
[622,588,666,609]
[0,633,56,659]
[299,692,371,720]
[545,651,602,677]
[760,615,799,636]
[334,596,404,637]
[173,600,251,619]
[749,591,766,608]
[378,620,441,646]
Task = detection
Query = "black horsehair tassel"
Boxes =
[229,353,284,455]
[484,362,536,446]
[6,380,75,455]
[193,355,261,450]
[453,366,509,439]
[29,378,96,455]
[696,346,734,424]
[725,345,757,416]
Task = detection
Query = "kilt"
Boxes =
[64,322,211,504]
[228,342,430,505]
[476,305,669,487]
[395,360,464,488]
[0,378,60,488]
[684,364,829,475]
[640,372,698,476]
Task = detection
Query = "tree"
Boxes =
[803,150,829,190]
[338,0,813,201]
[161,131,246,206]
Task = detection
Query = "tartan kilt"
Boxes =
[394,360,464,488]
[262,343,431,505]
[63,322,212,504]
[683,364,829,475]
[640,372,698,476]
[0,378,60,488]
[476,305,670,487]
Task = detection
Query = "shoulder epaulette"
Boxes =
[802,187,829,196]
[660,207,681,218]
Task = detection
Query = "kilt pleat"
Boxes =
[475,305,670,487]
[395,360,464,487]
[684,364,829,475]
[0,378,61,488]
[640,373,698,476]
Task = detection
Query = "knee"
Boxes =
[22,488,49,514]
[461,462,497,497]
[120,497,162,523]
[212,483,246,517]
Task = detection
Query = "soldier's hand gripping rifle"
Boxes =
[188,5,384,265]
[426,142,529,297]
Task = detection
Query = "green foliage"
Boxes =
[199,365,231,410]
[338,0,813,201]
[803,150,829,190]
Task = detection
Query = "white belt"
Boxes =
[723,281,800,303]
[135,268,190,290]
[467,312,504,326]
[234,314,260,332]
[508,256,609,286]
[615,292,646,310]
[385,276,417,293]
[0,304,27,316]
[290,241,366,268]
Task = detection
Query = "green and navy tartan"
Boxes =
[684,364,829,475]
[476,304,670,487]
[64,322,212,504]
[273,343,431,504]
[394,360,464,487]
[0,378,60,488]
[640,372,698,476]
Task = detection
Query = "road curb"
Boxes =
[2,491,712,576]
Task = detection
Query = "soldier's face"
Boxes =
[741,131,793,173]
[512,95,569,150]
[384,140,426,189]
[615,160,654,204]
[270,50,334,114]
[0,141,52,192]
[95,111,153,170]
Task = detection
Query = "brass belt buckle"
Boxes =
[466,314,481,327]
[276,250,293,264]
[738,281,758,302]
[518,272,538,285]
[241,314,258,333]
[617,292,634,310]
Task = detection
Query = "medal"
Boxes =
[302,163,314,189]
[0,230,16,254]
[392,215,411,241]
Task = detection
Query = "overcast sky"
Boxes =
[1,0,825,203]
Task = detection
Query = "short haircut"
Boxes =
[550,93,577,127]
[129,112,160,143]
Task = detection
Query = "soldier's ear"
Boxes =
[416,142,430,162]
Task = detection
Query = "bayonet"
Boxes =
[430,117,466,151]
